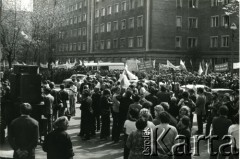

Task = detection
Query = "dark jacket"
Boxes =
[43,128,74,159]
[8,116,39,159]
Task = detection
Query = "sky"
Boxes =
[3,0,33,11]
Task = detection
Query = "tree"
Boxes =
[223,0,239,17]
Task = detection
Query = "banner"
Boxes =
[126,59,139,72]
[233,62,240,69]
[137,60,152,72]
[214,63,229,72]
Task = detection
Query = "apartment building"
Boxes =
[54,0,239,66]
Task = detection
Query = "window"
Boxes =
[128,37,134,48]
[121,1,127,11]
[74,16,77,24]
[175,36,182,48]
[115,3,119,13]
[95,9,99,18]
[69,43,73,51]
[221,35,229,47]
[73,29,77,37]
[78,28,82,36]
[120,38,125,48]
[78,14,82,23]
[66,19,69,25]
[210,36,218,48]
[176,16,182,27]
[73,43,77,51]
[100,23,105,32]
[74,3,78,10]
[100,40,105,49]
[189,0,198,8]
[137,16,143,28]
[83,14,87,21]
[113,39,118,48]
[70,18,73,25]
[222,15,229,27]
[176,0,182,7]
[82,42,86,50]
[78,2,82,9]
[77,42,81,51]
[107,6,112,15]
[130,0,135,9]
[129,18,134,29]
[223,0,230,5]
[65,44,68,51]
[83,0,87,7]
[107,22,111,32]
[107,39,111,49]
[113,21,118,31]
[121,20,126,30]
[95,25,99,33]
[137,0,144,7]
[58,31,62,39]
[187,37,198,48]
[82,27,87,36]
[137,36,143,47]
[94,41,98,50]
[101,8,105,16]
[211,0,218,6]
[188,17,198,28]
[211,16,219,27]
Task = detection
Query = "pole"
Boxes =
[231,29,234,77]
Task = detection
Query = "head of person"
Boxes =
[219,105,229,116]
[188,89,195,95]
[20,103,32,115]
[129,108,139,121]
[83,85,89,90]
[103,89,111,97]
[197,87,204,94]
[136,118,147,131]
[94,87,100,93]
[182,92,189,99]
[125,90,132,98]
[142,101,152,110]
[77,78,80,82]
[49,82,55,89]
[212,92,218,100]
[154,105,164,119]
[139,108,152,121]
[178,115,190,129]
[72,78,76,82]
[82,89,91,98]
[132,94,141,103]
[60,84,65,90]
[160,102,169,111]
[44,87,51,94]
[160,85,167,92]
[69,81,74,86]
[223,93,230,102]
[179,106,190,117]
[54,116,69,130]
[158,111,170,124]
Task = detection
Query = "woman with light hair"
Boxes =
[43,116,74,159]
[152,105,164,125]
[139,108,155,129]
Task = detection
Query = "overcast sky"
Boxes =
[3,0,33,11]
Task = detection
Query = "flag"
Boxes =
[125,64,138,80]
[180,59,187,71]
[205,63,209,75]
[120,74,130,89]
[152,60,156,69]
[198,63,203,75]
[95,82,101,89]
[79,60,82,65]
[55,60,59,66]
[167,60,176,69]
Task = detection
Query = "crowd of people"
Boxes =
[0,69,239,159]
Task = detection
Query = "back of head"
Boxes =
[136,118,147,130]
[125,90,132,98]
[49,82,55,89]
[219,105,229,116]
[103,89,111,96]
[132,94,141,102]
[129,108,139,120]
[161,85,166,92]
[44,87,51,94]
[160,102,170,111]
[20,103,32,115]
[182,92,189,99]
[181,115,190,128]
[60,84,65,90]
[158,111,170,124]
[197,87,204,94]
[54,116,69,130]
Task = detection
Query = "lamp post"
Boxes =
[230,22,237,77]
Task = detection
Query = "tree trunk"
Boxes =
[7,54,12,69]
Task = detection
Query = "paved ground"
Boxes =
[0,102,210,159]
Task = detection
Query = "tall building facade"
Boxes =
[54,0,239,66]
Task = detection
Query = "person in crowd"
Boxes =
[188,89,196,103]
[92,87,102,132]
[168,96,179,118]
[210,106,232,159]
[126,118,148,159]
[49,82,60,121]
[145,86,158,118]
[43,87,54,133]
[123,108,139,159]
[128,94,142,116]
[76,78,81,103]
[153,111,178,158]
[79,90,94,140]
[228,114,239,159]
[100,89,113,140]
[204,88,213,121]
[8,103,39,159]
[139,108,155,129]
[176,106,191,122]
[195,87,206,134]
[43,116,74,159]
[69,81,77,116]
[157,85,171,104]
[58,84,70,119]
[175,115,192,159]
[112,87,121,143]
[153,105,165,126]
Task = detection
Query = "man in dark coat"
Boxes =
[157,85,171,104]
[8,103,39,159]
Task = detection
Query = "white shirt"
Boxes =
[69,85,77,96]
[124,120,137,135]
[228,124,239,149]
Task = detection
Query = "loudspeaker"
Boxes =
[13,65,39,75]
[9,73,21,100]
[20,73,42,104]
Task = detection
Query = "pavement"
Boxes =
[0,102,211,159]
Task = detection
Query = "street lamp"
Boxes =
[230,22,237,76]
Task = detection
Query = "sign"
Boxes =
[144,61,153,69]
[214,63,229,72]
[126,60,139,72]
[233,62,240,69]
[137,60,153,72]
[138,63,145,72]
